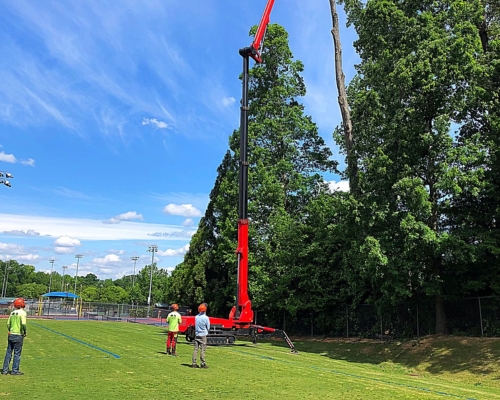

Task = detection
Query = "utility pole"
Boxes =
[73,254,83,295]
[48,258,55,293]
[61,266,68,292]
[147,245,158,317]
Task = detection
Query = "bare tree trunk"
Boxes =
[328,0,358,194]
[435,295,448,335]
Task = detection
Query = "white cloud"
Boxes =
[0,242,24,253]
[0,243,41,263]
[103,211,143,224]
[158,244,189,257]
[20,158,35,167]
[163,203,202,217]
[182,218,194,227]
[92,254,121,265]
[97,268,113,274]
[0,151,36,166]
[108,249,125,255]
[328,180,350,193]
[142,117,168,129]
[2,229,41,237]
[151,192,208,213]
[17,254,40,261]
[0,213,194,241]
[54,235,81,247]
[221,96,235,107]
[148,230,195,238]
[54,246,75,255]
[0,151,16,163]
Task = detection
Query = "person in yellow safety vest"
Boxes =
[2,298,27,376]
[166,304,182,356]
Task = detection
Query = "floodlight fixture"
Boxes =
[0,171,14,187]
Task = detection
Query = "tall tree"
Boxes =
[342,0,485,333]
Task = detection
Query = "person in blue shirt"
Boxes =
[191,303,210,369]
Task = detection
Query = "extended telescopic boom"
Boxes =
[234,0,275,321]
[240,0,275,63]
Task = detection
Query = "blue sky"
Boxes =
[0,0,357,281]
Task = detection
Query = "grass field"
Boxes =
[1,320,500,399]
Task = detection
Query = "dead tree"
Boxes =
[328,0,358,194]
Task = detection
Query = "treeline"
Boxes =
[0,260,171,305]
[168,1,500,336]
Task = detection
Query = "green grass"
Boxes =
[2,320,500,399]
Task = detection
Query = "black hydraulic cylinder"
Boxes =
[238,54,250,221]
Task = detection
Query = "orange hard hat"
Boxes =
[171,303,179,311]
[198,303,207,313]
[13,298,25,309]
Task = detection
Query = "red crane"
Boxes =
[176,0,297,353]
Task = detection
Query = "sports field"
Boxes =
[2,320,499,399]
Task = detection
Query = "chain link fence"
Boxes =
[254,296,500,339]
[6,296,500,339]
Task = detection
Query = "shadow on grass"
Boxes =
[249,334,500,376]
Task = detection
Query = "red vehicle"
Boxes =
[177,0,297,353]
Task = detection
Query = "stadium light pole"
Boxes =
[147,245,158,317]
[61,266,68,292]
[1,260,10,298]
[0,171,13,188]
[131,256,139,287]
[73,254,83,295]
[48,258,55,293]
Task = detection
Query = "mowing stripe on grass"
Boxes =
[230,349,478,400]
[31,322,121,359]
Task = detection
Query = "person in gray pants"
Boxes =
[2,298,27,376]
[192,303,210,369]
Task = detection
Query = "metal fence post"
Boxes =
[346,305,349,339]
[416,304,419,339]
[478,297,484,337]
[310,312,313,337]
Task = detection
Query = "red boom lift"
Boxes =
[176,0,297,354]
